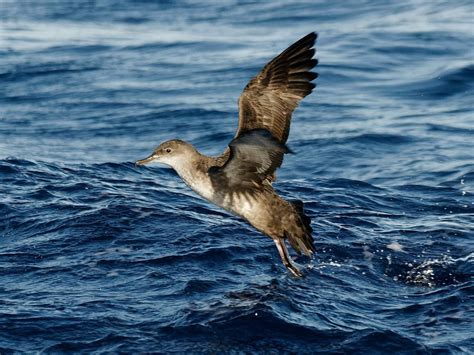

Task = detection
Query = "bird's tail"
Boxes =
[284,200,315,256]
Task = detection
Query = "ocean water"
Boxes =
[1,0,473,353]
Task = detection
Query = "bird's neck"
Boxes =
[172,151,215,200]
[172,151,211,185]
[173,162,198,186]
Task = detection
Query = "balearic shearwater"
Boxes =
[136,33,318,277]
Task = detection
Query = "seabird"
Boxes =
[136,32,318,277]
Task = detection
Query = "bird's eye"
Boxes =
[165,148,172,153]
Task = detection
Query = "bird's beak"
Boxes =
[135,154,156,166]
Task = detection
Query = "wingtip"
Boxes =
[290,32,318,53]
[304,31,318,44]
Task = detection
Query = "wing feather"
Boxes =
[209,129,290,193]
[236,32,318,144]
[212,33,318,183]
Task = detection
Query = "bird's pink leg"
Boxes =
[274,238,303,277]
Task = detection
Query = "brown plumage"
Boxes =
[217,32,318,181]
[236,32,318,144]
[136,33,318,277]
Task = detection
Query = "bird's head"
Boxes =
[136,139,197,169]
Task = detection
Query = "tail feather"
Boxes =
[285,200,315,256]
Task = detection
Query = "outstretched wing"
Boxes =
[209,129,291,193]
[236,32,318,144]
[211,33,318,184]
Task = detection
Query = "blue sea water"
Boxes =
[1,0,473,353]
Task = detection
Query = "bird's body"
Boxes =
[154,143,296,234]
[137,33,318,276]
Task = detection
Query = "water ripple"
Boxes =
[1,0,473,352]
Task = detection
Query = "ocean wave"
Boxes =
[391,64,474,100]
[1,0,473,352]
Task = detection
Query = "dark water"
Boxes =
[1,0,473,353]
